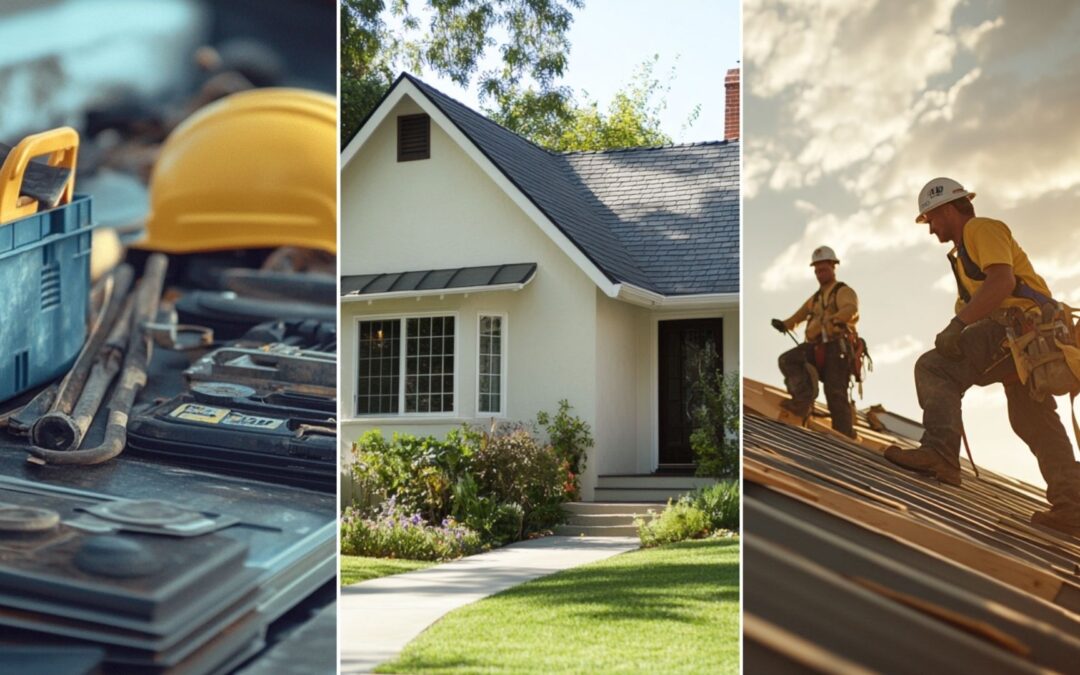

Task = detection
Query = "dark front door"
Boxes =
[658,319,723,467]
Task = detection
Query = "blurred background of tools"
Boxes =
[0,2,337,673]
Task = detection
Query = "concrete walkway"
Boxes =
[339,536,639,674]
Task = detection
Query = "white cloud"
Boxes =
[871,335,925,365]
[746,0,969,185]
[957,16,1004,51]
[962,385,1008,410]
[744,0,1080,483]
[759,199,924,291]
[751,0,1080,297]
[933,272,956,293]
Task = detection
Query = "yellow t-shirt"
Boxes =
[783,280,859,342]
[953,217,1054,312]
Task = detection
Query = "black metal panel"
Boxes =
[341,263,537,296]
[362,272,402,293]
[492,262,537,284]
[447,265,500,288]
[340,274,377,295]
[416,269,457,290]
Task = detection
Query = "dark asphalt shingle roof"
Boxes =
[399,73,739,296]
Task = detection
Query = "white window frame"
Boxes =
[354,311,460,418]
[475,312,509,417]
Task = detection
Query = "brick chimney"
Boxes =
[724,67,740,141]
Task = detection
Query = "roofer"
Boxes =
[884,177,1080,536]
[771,246,860,438]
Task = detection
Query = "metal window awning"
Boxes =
[341,263,537,302]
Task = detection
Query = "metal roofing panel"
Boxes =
[744,377,1080,672]
[341,264,536,296]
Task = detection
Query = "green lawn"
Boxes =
[378,537,740,674]
[341,556,434,586]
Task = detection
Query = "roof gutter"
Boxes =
[614,283,739,309]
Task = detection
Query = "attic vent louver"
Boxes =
[397,114,430,161]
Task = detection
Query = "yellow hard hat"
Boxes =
[140,88,336,254]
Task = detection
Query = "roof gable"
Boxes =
[342,73,740,297]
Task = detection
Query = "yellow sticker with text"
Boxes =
[169,403,230,424]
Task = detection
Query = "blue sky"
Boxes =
[403,0,741,144]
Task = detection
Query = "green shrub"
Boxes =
[537,400,593,497]
[450,473,525,546]
[340,498,483,562]
[351,430,473,523]
[689,481,739,531]
[635,502,712,548]
[350,417,573,549]
[685,343,739,479]
[470,424,568,533]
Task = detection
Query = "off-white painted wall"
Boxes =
[593,291,650,485]
[594,294,740,478]
[340,276,597,442]
[340,95,599,494]
[342,95,582,275]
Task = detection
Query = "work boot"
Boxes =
[1031,507,1080,538]
[780,399,811,418]
[883,445,962,487]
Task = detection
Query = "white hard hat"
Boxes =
[916,177,975,223]
[810,245,839,266]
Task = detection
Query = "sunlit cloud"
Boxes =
[744,0,1080,483]
[871,335,925,365]
[961,385,1008,410]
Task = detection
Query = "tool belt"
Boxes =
[1003,302,1080,440]
[1003,304,1080,398]
[812,330,872,393]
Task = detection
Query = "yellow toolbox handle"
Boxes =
[0,126,79,225]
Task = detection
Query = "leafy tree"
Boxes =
[489,56,689,152]
[340,0,582,143]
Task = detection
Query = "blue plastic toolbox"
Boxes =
[0,127,93,403]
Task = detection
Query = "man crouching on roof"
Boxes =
[884,177,1080,537]
[771,246,859,438]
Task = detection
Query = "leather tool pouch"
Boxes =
[1006,304,1080,400]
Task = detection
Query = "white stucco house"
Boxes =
[340,73,739,503]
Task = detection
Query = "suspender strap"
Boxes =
[950,241,1055,307]
[812,282,848,315]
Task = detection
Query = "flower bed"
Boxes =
[347,406,591,555]
[341,497,484,562]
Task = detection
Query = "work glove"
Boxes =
[935,317,966,360]
[771,318,787,334]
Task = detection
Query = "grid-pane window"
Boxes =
[478,315,503,414]
[404,316,455,413]
[357,319,400,415]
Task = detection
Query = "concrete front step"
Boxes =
[559,502,663,537]
[554,524,639,537]
[594,487,694,503]
[596,474,717,490]
[566,512,651,527]
[563,501,658,515]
